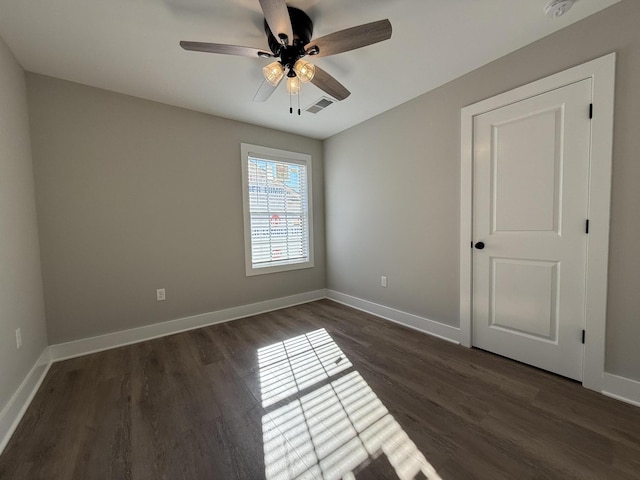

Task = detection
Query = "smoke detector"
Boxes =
[544,0,576,18]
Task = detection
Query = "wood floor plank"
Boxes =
[352,360,550,480]
[1,299,638,479]
[532,385,640,450]
[71,375,132,480]
[185,328,226,366]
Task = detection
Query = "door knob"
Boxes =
[474,242,485,250]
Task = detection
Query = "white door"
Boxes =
[472,79,592,381]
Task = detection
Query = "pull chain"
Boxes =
[287,77,301,115]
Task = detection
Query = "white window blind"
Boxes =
[241,144,314,275]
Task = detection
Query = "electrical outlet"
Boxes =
[16,328,22,349]
[381,276,388,288]
[156,288,166,301]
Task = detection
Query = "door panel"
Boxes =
[472,79,591,381]
[491,258,558,341]
[492,108,562,233]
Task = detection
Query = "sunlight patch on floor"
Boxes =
[259,329,442,480]
[258,328,352,408]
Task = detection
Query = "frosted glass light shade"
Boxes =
[286,76,301,95]
[293,60,315,83]
[263,62,285,86]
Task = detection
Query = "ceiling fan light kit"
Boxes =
[180,0,392,115]
[263,61,285,86]
[286,76,301,95]
[293,59,315,83]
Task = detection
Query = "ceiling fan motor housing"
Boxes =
[265,7,313,68]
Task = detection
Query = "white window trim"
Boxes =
[241,143,314,276]
[459,53,615,393]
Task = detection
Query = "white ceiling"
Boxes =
[0,0,621,139]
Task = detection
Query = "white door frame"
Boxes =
[459,53,616,393]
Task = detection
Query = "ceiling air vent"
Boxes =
[305,96,335,114]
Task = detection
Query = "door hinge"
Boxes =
[585,219,590,234]
[589,103,593,119]
[581,330,586,344]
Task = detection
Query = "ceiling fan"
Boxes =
[180,0,392,113]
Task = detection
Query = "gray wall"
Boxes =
[27,75,325,344]
[324,0,640,380]
[0,36,48,412]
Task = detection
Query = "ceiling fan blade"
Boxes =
[310,66,351,101]
[253,78,281,102]
[258,0,294,45]
[180,41,272,58]
[306,19,392,57]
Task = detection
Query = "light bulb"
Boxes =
[263,62,284,86]
[286,76,300,95]
[293,60,315,83]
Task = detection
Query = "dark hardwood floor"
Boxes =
[1,299,639,479]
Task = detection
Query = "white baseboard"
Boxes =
[4,289,636,460]
[49,289,327,362]
[0,348,52,456]
[2,291,325,456]
[326,290,460,344]
[602,372,640,408]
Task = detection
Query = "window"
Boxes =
[241,143,314,275]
